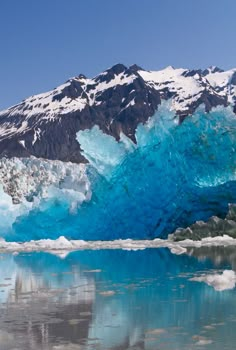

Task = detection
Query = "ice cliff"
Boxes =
[0,102,235,242]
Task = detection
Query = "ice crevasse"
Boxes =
[1,102,236,242]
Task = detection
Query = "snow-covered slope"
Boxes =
[138,66,236,112]
[1,64,236,162]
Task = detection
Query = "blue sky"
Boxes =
[1,0,236,109]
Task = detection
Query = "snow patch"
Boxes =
[138,66,204,111]
[19,140,26,148]
[32,128,41,145]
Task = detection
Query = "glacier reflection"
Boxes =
[0,248,236,349]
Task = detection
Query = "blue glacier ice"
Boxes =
[2,103,236,242]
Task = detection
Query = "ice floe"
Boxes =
[0,235,236,256]
[190,270,236,291]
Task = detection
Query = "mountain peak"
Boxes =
[77,73,87,80]
[129,64,144,72]
[202,66,224,76]
[0,63,235,163]
[208,65,224,73]
[105,63,127,75]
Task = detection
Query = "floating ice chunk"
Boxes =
[190,270,236,291]
[99,290,116,296]
[145,328,167,335]
[1,236,236,255]
[192,335,213,346]
[170,246,187,255]
[177,235,236,248]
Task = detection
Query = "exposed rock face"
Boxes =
[0,63,236,163]
[170,204,236,241]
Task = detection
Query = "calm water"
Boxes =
[0,247,235,350]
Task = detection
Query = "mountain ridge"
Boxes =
[0,63,236,163]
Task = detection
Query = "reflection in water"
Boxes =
[0,248,235,349]
[187,246,236,269]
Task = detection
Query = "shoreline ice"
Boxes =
[0,234,236,254]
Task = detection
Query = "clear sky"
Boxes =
[1,0,236,109]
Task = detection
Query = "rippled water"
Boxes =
[0,247,235,349]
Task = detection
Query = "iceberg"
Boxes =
[190,270,236,291]
[0,102,236,242]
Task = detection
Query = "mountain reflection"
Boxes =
[0,248,235,349]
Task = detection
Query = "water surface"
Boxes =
[0,247,235,349]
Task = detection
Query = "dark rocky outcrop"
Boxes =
[170,204,236,241]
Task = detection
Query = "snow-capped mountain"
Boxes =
[1,63,236,163]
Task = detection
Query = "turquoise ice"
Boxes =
[3,103,236,241]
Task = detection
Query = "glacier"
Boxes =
[0,102,236,242]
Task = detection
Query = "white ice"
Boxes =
[1,235,236,256]
[190,270,236,291]
[0,157,91,228]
